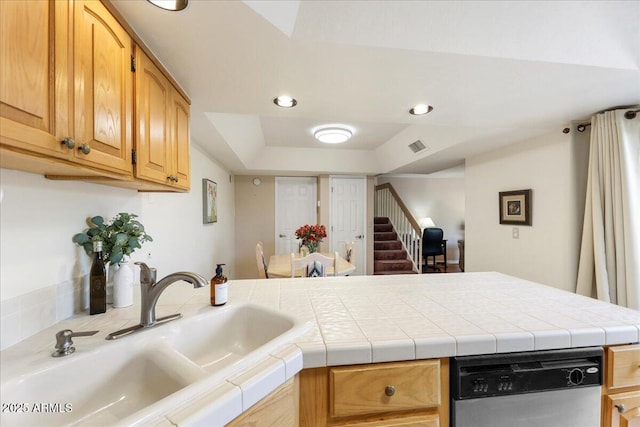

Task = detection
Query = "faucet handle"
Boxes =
[52,329,99,357]
[135,262,157,285]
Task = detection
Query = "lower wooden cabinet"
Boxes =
[227,376,299,427]
[603,344,640,427]
[300,359,448,427]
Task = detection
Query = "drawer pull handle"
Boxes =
[61,137,75,149]
[616,404,626,414]
[78,144,91,155]
[385,385,395,397]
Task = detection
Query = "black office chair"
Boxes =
[422,228,445,273]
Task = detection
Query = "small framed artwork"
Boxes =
[499,189,532,225]
[202,179,217,224]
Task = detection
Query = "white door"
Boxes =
[330,176,366,275]
[275,177,317,254]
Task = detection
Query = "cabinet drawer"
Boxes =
[329,360,440,418]
[337,414,439,427]
[607,345,640,389]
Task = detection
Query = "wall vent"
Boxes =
[408,139,427,153]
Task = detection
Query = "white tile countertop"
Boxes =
[2,272,640,426]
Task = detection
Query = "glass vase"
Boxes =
[300,244,309,257]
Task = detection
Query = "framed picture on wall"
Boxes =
[499,189,532,225]
[203,179,217,224]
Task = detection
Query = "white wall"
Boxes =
[465,130,589,292]
[376,173,465,262]
[0,143,234,348]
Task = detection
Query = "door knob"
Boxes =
[279,234,286,238]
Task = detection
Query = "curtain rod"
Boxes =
[561,107,640,134]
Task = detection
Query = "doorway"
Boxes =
[330,176,366,275]
[275,177,317,254]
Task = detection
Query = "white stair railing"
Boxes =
[375,183,422,272]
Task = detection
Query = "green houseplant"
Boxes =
[73,213,153,265]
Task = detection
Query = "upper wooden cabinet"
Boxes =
[0,0,72,159]
[134,48,190,191]
[0,0,190,191]
[73,0,133,175]
[1,0,132,177]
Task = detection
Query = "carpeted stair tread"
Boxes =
[374,223,394,233]
[374,270,418,275]
[374,217,390,224]
[374,259,413,271]
[375,240,402,250]
[374,231,398,241]
[374,249,408,260]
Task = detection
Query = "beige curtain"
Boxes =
[576,109,640,309]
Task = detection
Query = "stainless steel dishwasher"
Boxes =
[450,347,603,427]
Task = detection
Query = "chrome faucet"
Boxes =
[137,262,208,327]
[106,262,208,340]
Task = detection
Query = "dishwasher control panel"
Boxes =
[451,347,603,399]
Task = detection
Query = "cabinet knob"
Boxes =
[385,385,396,397]
[78,144,91,155]
[167,175,178,183]
[61,137,75,149]
[616,404,626,413]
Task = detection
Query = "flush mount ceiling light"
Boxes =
[313,126,353,144]
[273,95,297,108]
[147,0,188,11]
[409,104,434,115]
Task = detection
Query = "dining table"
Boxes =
[267,252,356,278]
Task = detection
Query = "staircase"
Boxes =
[374,217,417,275]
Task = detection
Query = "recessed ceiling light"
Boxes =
[313,126,353,144]
[409,104,434,115]
[147,0,188,11]
[273,95,297,108]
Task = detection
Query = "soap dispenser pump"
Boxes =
[210,264,228,306]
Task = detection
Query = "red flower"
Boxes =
[295,224,327,243]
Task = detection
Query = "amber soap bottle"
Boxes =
[210,263,228,306]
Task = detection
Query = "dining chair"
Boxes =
[255,241,269,279]
[290,252,338,278]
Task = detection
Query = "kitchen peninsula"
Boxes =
[2,272,639,426]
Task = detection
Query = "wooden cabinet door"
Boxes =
[134,47,172,185]
[170,88,191,190]
[604,391,640,427]
[0,0,71,158]
[73,0,132,175]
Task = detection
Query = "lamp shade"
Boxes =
[420,217,435,228]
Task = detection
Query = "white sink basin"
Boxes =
[166,304,299,372]
[0,303,310,427]
[1,346,199,427]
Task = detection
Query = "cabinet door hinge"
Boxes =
[131,56,136,72]
[131,149,137,165]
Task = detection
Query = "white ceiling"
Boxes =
[111,0,640,176]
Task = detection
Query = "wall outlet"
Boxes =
[512,227,519,239]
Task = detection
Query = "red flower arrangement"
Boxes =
[295,224,327,253]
